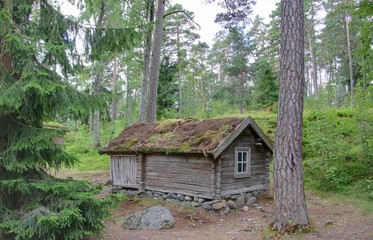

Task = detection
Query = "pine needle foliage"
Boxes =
[0,1,126,239]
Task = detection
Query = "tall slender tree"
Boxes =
[272,0,310,233]
[146,0,165,123]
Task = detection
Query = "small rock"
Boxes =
[193,196,199,202]
[219,205,230,215]
[245,192,253,201]
[201,202,212,210]
[231,194,240,200]
[242,206,249,212]
[198,198,205,203]
[146,191,153,198]
[213,200,227,210]
[191,201,201,207]
[166,198,176,203]
[227,200,237,209]
[177,194,185,201]
[161,194,168,199]
[245,196,257,207]
[235,196,246,208]
[119,189,128,194]
[184,196,192,201]
[153,192,160,198]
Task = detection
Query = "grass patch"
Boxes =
[64,127,110,171]
[309,189,373,216]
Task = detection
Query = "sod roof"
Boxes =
[100,117,273,158]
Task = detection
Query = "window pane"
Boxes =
[242,163,247,173]
[238,152,242,162]
[242,152,247,161]
[238,162,242,173]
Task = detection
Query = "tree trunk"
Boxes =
[138,0,155,123]
[93,110,100,147]
[111,55,118,122]
[91,1,105,147]
[345,8,354,105]
[308,33,318,96]
[176,25,183,117]
[146,0,165,123]
[126,66,133,126]
[239,42,244,114]
[273,0,309,233]
[307,2,318,96]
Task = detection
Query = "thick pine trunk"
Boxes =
[146,0,165,123]
[138,0,155,123]
[273,0,309,233]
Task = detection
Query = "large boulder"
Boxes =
[123,206,174,230]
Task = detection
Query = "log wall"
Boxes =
[220,128,270,196]
[143,154,214,199]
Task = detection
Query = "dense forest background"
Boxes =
[62,0,373,199]
[0,0,372,239]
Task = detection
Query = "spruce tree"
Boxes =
[0,1,121,239]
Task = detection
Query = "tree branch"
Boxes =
[163,10,201,30]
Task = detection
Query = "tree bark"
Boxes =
[307,2,318,96]
[345,8,354,105]
[146,0,165,123]
[126,66,133,126]
[90,2,105,147]
[308,33,318,96]
[138,0,154,123]
[176,25,183,117]
[273,0,309,233]
[239,41,244,114]
[111,55,118,122]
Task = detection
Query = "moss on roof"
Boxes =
[100,117,244,155]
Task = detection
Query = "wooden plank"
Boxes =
[138,153,145,192]
[211,161,216,198]
[216,157,222,199]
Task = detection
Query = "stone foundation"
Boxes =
[112,186,267,214]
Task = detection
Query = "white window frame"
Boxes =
[234,147,251,178]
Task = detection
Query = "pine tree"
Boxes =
[272,0,310,232]
[0,1,122,239]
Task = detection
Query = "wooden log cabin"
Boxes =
[100,117,273,200]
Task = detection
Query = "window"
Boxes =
[234,147,251,178]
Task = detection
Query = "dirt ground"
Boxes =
[57,170,373,240]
